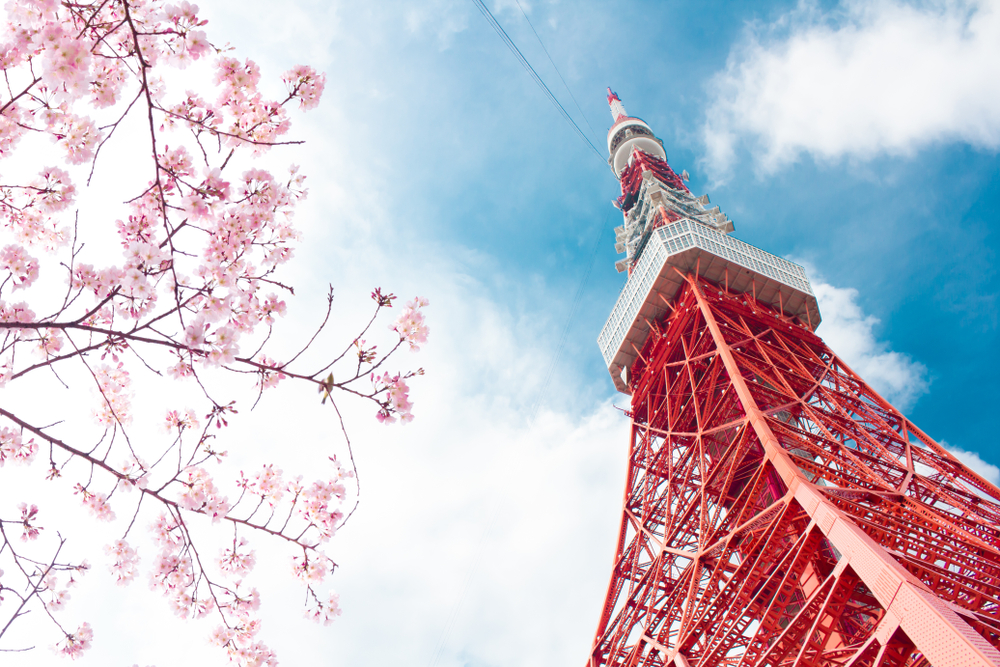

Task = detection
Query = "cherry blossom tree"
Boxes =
[0,0,428,662]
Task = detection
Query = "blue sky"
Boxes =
[211,1,1000,664]
[255,0,1000,453]
[8,1,1000,665]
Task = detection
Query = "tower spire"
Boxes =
[607,88,627,121]
[604,89,667,179]
[604,90,732,274]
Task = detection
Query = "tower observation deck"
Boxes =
[588,91,1000,667]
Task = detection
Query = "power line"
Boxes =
[471,0,605,163]
[511,0,602,146]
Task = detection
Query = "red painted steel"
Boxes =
[588,274,1000,667]
[615,151,689,213]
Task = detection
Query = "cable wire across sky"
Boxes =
[511,0,602,143]
[470,0,606,163]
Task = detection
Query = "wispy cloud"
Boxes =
[701,0,1000,182]
[811,276,929,411]
[941,442,1000,486]
[405,0,471,49]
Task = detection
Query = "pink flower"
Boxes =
[218,538,256,576]
[18,502,40,541]
[373,372,415,424]
[0,426,38,466]
[391,297,430,352]
[41,30,92,101]
[164,408,200,432]
[255,357,286,390]
[210,625,236,647]
[90,61,127,108]
[215,57,261,92]
[294,479,345,542]
[0,244,39,289]
[305,591,342,626]
[150,513,184,549]
[184,316,208,348]
[92,363,133,426]
[290,553,329,583]
[106,539,140,585]
[50,113,100,164]
[74,484,116,521]
[54,622,93,659]
[282,65,326,110]
[177,467,229,520]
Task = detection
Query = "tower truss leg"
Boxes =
[589,274,1000,667]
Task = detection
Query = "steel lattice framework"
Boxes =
[590,91,1000,667]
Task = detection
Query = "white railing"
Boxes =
[598,220,813,366]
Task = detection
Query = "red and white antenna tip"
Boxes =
[607,88,628,122]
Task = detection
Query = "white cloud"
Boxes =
[1,207,628,667]
[941,442,1000,486]
[702,0,1000,181]
[405,0,471,48]
[0,39,627,663]
[812,278,929,411]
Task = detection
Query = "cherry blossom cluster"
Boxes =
[148,512,212,619]
[237,464,285,505]
[294,478,346,542]
[254,356,287,391]
[54,622,93,659]
[392,297,430,351]
[73,484,116,522]
[118,456,150,492]
[0,301,38,348]
[217,539,256,577]
[105,539,140,585]
[282,65,326,111]
[178,467,231,520]
[304,590,342,626]
[92,363,133,427]
[291,552,330,583]
[373,372,414,424]
[19,502,41,541]
[0,166,74,249]
[45,572,73,611]
[164,408,201,433]
[0,426,37,466]
[0,244,39,290]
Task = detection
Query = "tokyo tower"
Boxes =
[588,90,1000,667]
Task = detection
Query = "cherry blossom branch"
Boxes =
[0,0,423,661]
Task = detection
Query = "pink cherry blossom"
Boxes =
[0,426,38,466]
[0,244,40,289]
[177,467,230,520]
[19,502,41,541]
[282,65,326,110]
[54,621,93,659]
[290,553,329,583]
[105,539,140,585]
[305,591,341,626]
[92,363,133,426]
[218,538,256,577]
[373,372,415,424]
[74,484,116,521]
[391,297,430,351]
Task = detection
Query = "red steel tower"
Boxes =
[589,90,1000,667]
